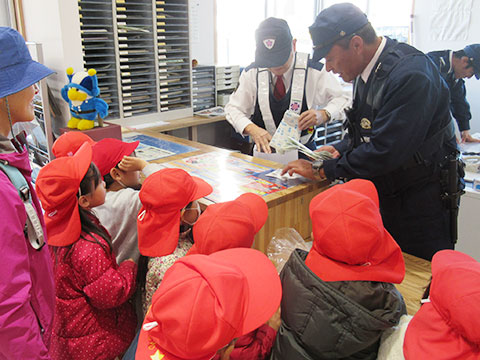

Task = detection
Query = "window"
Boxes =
[265,0,317,54]
[216,0,413,66]
[216,0,267,66]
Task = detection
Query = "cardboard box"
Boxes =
[59,122,122,142]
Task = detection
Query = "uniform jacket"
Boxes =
[225,53,350,136]
[0,137,55,360]
[271,249,406,360]
[427,50,471,132]
[50,226,137,360]
[324,38,454,183]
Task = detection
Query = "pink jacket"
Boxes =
[49,227,137,360]
[0,141,55,359]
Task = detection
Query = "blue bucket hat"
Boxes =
[0,27,54,98]
[463,44,480,79]
[254,18,293,68]
[309,3,369,62]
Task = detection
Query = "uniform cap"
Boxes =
[305,179,405,283]
[404,250,480,359]
[137,168,213,257]
[52,131,95,158]
[0,27,54,98]
[188,193,268,255]
[135,248,282,360]
[463,44,480,79]
[254,17,293,68]
[309,3,369,62]
[36,143,92,246]
[91,138,139,177]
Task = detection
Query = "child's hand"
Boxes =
[118,156,147,172]
[266,306,281,331]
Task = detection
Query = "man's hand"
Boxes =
[298,109,330,130]
[316,145,340,158]
[281,159,318,179]
[461,130,480,143]
[244,123,273,153]
[118,156,148,172]
[298,109,329,130]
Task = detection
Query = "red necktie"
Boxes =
[274,76,286,100]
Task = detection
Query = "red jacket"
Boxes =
[49,231,137,360]
[213,324,277,360]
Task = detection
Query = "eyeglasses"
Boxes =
[181,201,201,226]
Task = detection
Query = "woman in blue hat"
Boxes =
[0,27,55,359]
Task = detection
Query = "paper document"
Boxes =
[269,110,301,153]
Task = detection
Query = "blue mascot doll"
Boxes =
[61,67,108,130]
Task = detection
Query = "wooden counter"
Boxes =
[133,130,329,253]
[396,253,431,315]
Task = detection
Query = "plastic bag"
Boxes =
[267,228,311,273]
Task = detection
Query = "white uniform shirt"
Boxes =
[225,54,351,136]
[93,162,162,264]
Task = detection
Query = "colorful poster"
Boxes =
[123,132,197,161]
[160,152,308,203]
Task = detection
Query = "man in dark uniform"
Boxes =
[283,3,463,260]
[428,44,480,143]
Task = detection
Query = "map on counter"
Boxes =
[122,132,198,161]
[160,152,308,203]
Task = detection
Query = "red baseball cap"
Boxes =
[137,168,213,257]
[305,179,405,283]
[187,193,268,255]
[135,248,282,360]
[404,250,480,360]
[91,138,140,177]
[36,143,92,246]
[52,131,95,158]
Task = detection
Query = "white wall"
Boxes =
[189,0,215,65]
[21,0,93,131]
[413,0,480,133]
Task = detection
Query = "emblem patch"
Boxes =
[263,38,275,50]
[290,101,300,111]
[360,118,372,129]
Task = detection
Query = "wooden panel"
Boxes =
[396,253,431,315]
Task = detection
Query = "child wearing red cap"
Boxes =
[91,137,163,264]
[0,27,55,359]
[377,250,480,360]
[137,168,213,314]
[185,193,280,360]
[136,248,282,360]
[52,131,95,158]
[271,179,407,359]
[36,143,137,360]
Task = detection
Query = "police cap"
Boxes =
[254,17,293,68]
[464,44,480,79]
[310,3,369,62]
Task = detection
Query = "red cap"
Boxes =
[36,143,92,246]
[52,131,95,158]
[404,250,480,360]
[137,168,213,257]
[135,248,282,360]
[91,138,139,177]
[188,193,268,255]
[305,179,405,283]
